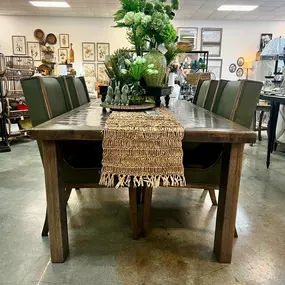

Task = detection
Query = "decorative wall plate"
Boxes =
[237,57,245,67]
[46,33,57,45]
[38,64,52,75]
[229,63,237,73]
[34,29,45,41]
[236,68,244,77]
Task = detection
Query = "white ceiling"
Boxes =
[1,0,285,20]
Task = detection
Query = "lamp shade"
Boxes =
[261,37,285,56]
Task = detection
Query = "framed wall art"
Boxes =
[59,34,69,48]
[201,28,223,57]
[259,33,273,52]
[97,63,109,82]
[97,43,110,62]
[58,49,68,63]
[83,63,96,78]
[82,42,95,62]
[177,27,198,50]
[27,42,41,61]
[208,59,223,79]
[12,36,26,55]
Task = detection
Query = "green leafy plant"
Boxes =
[113,0,179,55]
[104,48,134,84]
[121,56,158,81]
[164,44,188,66]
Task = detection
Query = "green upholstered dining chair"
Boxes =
[21,76,140,239]
[141,80,263,238]
[65,76,90,108]
[56,76,73,111]
[194,80,219,110]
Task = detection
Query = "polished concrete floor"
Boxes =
[1,138,285,285]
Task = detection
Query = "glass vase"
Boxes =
[143,50,167,87]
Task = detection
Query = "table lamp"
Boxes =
[243,60,252,79]
[261,37,285,74]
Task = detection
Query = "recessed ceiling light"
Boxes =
[29,1,70,8]
[217,5,258,11]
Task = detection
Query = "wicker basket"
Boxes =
[187,72,211,87]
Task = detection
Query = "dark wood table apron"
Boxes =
[260,94,285,168]
[29,99,256,264]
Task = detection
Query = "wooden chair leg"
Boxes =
[136,187,142,205]
[208,189,218,206]
[142,186,153,237]
[129,186,140,240]
[65,188,72,203]
[234,228,238,238]
[41,208,49,236]
[41,188,73,237]
[258,111,264,141]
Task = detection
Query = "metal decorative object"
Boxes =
[101,102,155,111]
[237,57,245,67]
[236,68,244,77]
[229,63,237,73]
[0,53,6,76]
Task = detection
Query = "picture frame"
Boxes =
[83,63,96,78]
[82,42,95,62]
[260,33,273,52]
[97,63,109,82]
[97,43,110,62]
[208,59,223,80]
[59,34,69,48]
[27,42,41,61]
[177,27,198,50]
[12,36,26,55]
[58,48,68,64]
[201,28,223,57]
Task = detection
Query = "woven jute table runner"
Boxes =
[99,108,186,188]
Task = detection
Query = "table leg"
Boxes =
[142,186,153,237]
[214,143,244,263]
[42,140,69,263]
[267,102,280,168]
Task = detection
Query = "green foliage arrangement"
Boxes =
[104,48,134,84]
[114,0,179,56]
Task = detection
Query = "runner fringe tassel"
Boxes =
[99,108,186,189]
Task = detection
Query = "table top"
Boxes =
[29,99,256,143]
[260,93,285,104]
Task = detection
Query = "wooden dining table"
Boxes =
[29,99,256,264]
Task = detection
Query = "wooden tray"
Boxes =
[101,103,155,111]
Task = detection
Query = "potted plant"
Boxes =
[113,0,179,87]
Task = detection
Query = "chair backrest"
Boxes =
[232,80,263,128]
[65,76,90,108]
[204,80,219,110]
[211,80,229,113]
[214,81,241,120]
[196,80,211,107]
[212,79,263,129]
[20,76,69,127]
[56,76,73,111]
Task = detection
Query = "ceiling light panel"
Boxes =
[29,1,70,7]
[217,5,258,11]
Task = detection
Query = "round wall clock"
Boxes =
[237,57,245,67]
[229,63,237,73]
[236,68,244,77]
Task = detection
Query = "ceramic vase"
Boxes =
[143,50,167,87]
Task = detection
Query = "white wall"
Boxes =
[1,15,285,79]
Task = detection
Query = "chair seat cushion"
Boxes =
[61,141,102,168]
[183,143,223,169]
